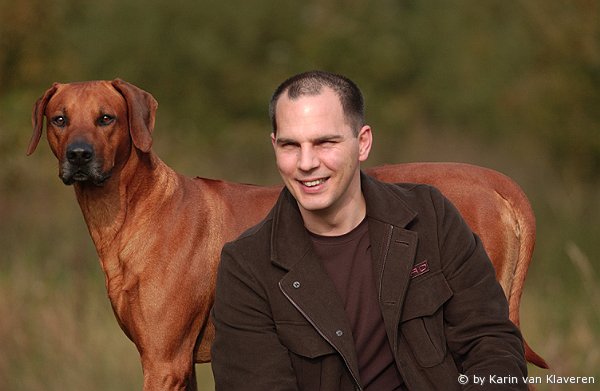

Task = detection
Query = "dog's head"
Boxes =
[27,79,158,186]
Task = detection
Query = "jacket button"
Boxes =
[292,281,301,289]
[335,329,343,337]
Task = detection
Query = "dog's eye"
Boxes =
[51,116,67,127]
[98,114,115,126]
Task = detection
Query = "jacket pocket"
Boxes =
[400,271,453,367]
[276,322,347,390]
[276,322,336,358]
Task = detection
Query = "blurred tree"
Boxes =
[1,0,598,180]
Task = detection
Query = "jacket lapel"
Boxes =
[362,173,419,352]
[369,220,418,352]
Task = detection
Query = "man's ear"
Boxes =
[271,132,277,149]
[111,78,158,153]
[357,125,372,162]
[27,83,59,155]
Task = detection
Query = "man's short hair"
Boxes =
[269,70,365,136]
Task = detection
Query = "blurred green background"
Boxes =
[1,0,598,390]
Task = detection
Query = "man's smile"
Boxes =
[299,177,329,188]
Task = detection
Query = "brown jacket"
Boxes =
[211,173,527,390]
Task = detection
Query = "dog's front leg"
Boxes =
[140,355,197,391]
[107,274,201,391]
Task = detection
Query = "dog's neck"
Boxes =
[74,146,175,257]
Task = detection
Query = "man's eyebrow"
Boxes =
[275,134,344,146]
[314,134,344,143]
[275,137,298,145]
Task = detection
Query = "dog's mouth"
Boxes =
[60,161,111,186]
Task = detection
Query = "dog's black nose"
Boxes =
[66,142,94,165]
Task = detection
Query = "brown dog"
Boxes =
[27,79,546,390]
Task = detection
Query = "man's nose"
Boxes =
[297,146,319,171]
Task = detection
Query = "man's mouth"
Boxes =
[300,178,328,187]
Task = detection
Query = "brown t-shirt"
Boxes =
[309,219,404,390]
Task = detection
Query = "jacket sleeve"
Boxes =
[431,187,528,390]
[210,242,299,391]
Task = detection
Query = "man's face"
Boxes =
[271,87,372,221]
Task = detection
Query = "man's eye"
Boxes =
[318,140,336,146]
[280,142,297,149]
[98,114,115,126]
[51,116,67,127]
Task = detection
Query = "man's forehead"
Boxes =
[277,87,341,113]
[283,85,338,103]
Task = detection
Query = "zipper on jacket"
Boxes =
[279,281,364,391]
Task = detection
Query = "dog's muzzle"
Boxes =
[61,141,110,186]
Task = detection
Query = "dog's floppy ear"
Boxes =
[27,83,59,155]
[111,78,158,153]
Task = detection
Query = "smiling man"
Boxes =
[210,70,527,390]
[270,85,371,236]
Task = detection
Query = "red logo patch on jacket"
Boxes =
[410,260,430,279]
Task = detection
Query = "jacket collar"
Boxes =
[270,171,417,270]
[361,172,417,227]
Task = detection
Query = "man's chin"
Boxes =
[295,195,330,214]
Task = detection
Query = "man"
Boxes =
[211,70,527,390]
